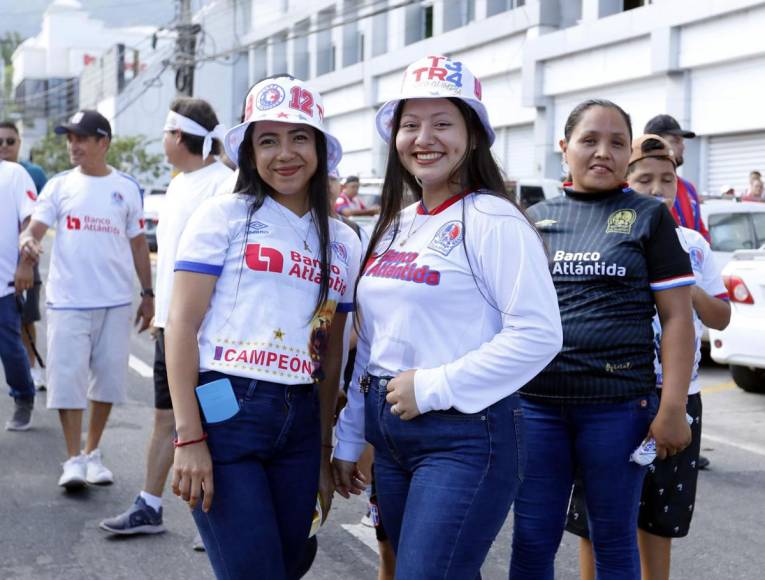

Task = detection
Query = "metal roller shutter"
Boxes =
[705,132,765,195]
[498,124,535,179]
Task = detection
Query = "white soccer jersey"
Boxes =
[653,227,728,395]
[334,191,563,462]
[154,160,233,328]
[175,194,361,385]
[1,161,37,298]
[32,167,144,309]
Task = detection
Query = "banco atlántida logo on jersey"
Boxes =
[244,243,349,296]
[605,209,637,234]
[552,250,627,277]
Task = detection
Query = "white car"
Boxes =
[710,248,765,393]
[142,187,167,252]
[701,200,765,266]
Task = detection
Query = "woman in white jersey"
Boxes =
[332,56,563,579]
[165,75,361,579]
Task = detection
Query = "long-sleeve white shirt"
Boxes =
[334,191,562,461]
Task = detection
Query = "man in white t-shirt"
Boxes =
[18,110,154,490]
[1,159,37,431]
[100,98,231,536]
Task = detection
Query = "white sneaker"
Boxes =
[85,449,114,485]
[58,454,87,490]
[30,366,45,389]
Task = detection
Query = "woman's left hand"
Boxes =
[318,452,335,523]
[385,370,421,421]
[648,406,692,460]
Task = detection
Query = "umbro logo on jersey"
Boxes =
[247,220,270,235]
[605,209,637,234]
[111,191,124,205]
[428,220,463,256]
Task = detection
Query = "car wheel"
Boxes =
[730,365,765,394]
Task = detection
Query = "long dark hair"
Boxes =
[357,97,532,316]
[233,122,332,319]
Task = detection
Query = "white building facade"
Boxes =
[198,0,765,195]
[11,0,158,154]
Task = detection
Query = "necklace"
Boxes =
[398,204,431,247]
[274,201,315,253]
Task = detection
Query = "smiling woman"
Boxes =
[333,56,563,579]
[163,75,362,580]
[509,100,697,579]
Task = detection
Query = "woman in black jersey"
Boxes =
[509,99,695,580]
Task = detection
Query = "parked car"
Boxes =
[709,248,765,393]
[507,178,564,209]
[142,187,167,252]
[701,200,765,265]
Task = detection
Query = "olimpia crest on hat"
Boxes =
[224,76,343,171]
[375,56,495,145]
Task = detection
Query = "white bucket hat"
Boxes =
[375,56,495,146]
[224,76,342,171]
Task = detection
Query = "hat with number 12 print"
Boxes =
[375,56,495,146]
[223,75,343,172]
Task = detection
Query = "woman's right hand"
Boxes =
[332,458,367,498]
[171,442,214,512]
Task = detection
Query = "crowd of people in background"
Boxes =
[1,50,748,580]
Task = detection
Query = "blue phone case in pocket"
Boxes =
[195,378,240,423]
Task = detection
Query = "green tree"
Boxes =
[31,132,166,186]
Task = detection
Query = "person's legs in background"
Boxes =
[1,293,35,431]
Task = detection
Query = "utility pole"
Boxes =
[174,0,200,96]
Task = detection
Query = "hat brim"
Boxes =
[375,97,496,146]
[54,124,89,136]
[224,119,342,172]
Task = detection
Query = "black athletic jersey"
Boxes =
[522,187,694,403]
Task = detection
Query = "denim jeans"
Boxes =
[510,394,659,580]
[364,375,526,580]
[0,294,35,400]
[192,371,320,580]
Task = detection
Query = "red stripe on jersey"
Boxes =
[417,190,470,215]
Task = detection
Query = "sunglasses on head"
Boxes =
[0,137,17,146]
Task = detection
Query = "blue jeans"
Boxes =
[364,375,526,580]
[0,294,35,400]
[510,394,658,580]
[192,371,320,580]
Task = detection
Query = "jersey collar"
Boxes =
[416,190,470,215]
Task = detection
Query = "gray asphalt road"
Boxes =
[2,249,764,579]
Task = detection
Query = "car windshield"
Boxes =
[707,212,763,252]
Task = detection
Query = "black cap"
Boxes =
[644,114,695,139]
[54,110,112,139]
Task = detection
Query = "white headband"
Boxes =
[164,110,226,160]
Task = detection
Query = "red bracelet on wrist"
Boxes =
[173,433,208,448]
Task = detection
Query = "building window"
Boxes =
[371,8,387,57]
[272,31,288,75]
[316,8,336,75]
[443,0,475,32]
[293,19,310,79]
[624,0,651,10]
[405,2,433,45]
[487,0,525,17]
[342,0,363,67]
[253,42,267,83]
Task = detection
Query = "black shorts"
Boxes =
[566,393,703,539]
[20,265,42,324]
[369,466,388,543]
[154,329,173,410]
